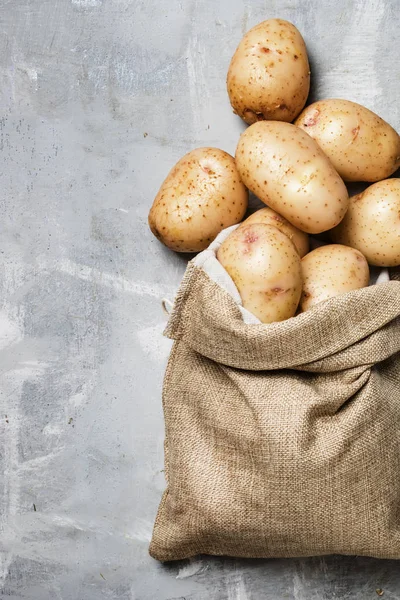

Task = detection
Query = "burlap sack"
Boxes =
[150,228,400,562]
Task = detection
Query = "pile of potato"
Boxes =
[149,18,400,323]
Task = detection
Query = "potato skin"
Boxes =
[331,179,400,267]
[227,19,310,125]
[217,223,302,323]
[240,207,309,257]
[235,121,349,234]
[300,244,370,312]
[148,147,248,252]
[295,99,400,182]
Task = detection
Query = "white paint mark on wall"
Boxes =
[3,58,37,102]
[185,33,211,132]
[43,422,64,436]
[88,65,108,91]
[15,64,40,92]
[0,308,25,583]
[71,0,102,7]
[293,572,307,600]
[176,557,205,579]
[137,324,172,362]
[127,518,153,543]
[38,257,176,300]
[26,68,38,81]
[12,361,48,379]
[226,572,249,600]
[241,5,251,36]
[0,310,23,350]
[317,0,385,108]
[50,515,90,531]
[18,449,65,472]
[0,246,51,584]
[68,377,97,408]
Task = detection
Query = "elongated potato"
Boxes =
[227,19,310,125]
[300,244,370,312]
[295,99,400,182]
[236,121,349,234]
[331,179,400,266]
[240,207,309,257]
[148,147,248,252]
[217,223,302,323]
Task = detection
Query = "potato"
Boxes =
[227,19,310,125]
[148,147,248,252]
[295,99,400,182]
[300,244,370,312]
[217,223,302,323]
[235,121,349,234]
[331,178,400,267]
[240,207,309,257]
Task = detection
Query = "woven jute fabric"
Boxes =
[149,262,400,562]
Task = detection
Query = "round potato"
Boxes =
[295,99,400,182]
[217,223,302,323]
[300,244,370,312]
[148,147,248,252]
[227,19,310,125]
[240,207,309,257]
[235,121,349,234]
[331,178,400,267]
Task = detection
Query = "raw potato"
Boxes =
[240,207,309,257]
[217,223,302,323]
[295,99,400,182]
[148,147,248,252]
[227,19,310,125]
[236,121,349,234]
[300,244,370,312]
[331,179,400,267]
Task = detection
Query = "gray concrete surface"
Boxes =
[0,0,399,598]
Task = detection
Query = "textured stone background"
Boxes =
[0,0,399,598]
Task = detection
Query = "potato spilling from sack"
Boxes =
[217,223,302,323]
[148,147,248,252]
[300,244,370,312]
[149,16,400,325]
[227,19,310,124]
[240,207,309,257]
[235,121,349,234]
[295,99,400,182]
[332,179,400,267]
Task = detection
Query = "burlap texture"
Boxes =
[149,261,400,562]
